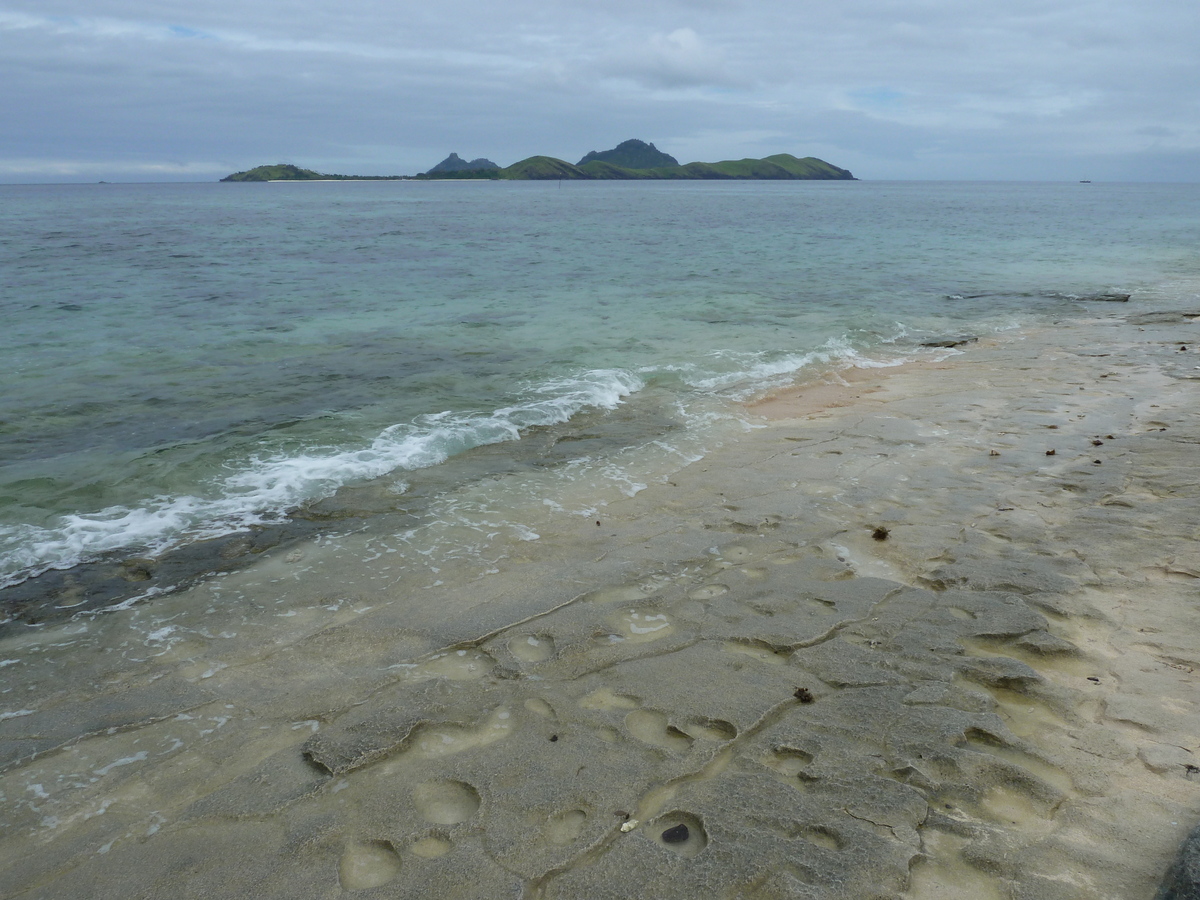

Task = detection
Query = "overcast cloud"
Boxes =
[1,0,1197,181]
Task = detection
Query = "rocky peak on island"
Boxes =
[577,139,679,169]
[426,153,500,174]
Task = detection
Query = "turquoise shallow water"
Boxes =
[2,179,1199,592]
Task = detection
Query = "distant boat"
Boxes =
[1080,179,1092,183]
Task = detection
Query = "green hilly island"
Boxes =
[578,139,678,169]
[222,139,856,182]
[221,163,405,182]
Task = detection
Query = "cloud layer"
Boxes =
[2,0,1197,181]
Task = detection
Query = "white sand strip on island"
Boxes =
[1,305,1199,899]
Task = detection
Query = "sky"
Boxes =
[1,0,1198,182]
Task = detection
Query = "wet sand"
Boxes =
[3,305,1200,898]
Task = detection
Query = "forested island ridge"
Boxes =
[222,139,856,182]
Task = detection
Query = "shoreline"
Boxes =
[2,305,1200,897]
[0,337,951,627]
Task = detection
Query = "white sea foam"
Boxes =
[683,335,907,397]
[93,751,149,777]
[0,369,643,589]
[0,327,1003,593]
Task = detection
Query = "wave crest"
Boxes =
[0,368,643,589]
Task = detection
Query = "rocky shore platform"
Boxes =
[3,304,1200,899]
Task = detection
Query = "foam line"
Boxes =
[0,369,642,589]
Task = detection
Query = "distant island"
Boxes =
[220,163,406,182]
[221,139,856,182]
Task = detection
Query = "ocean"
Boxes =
[4,178,1200,899]
[2,178,1199,619]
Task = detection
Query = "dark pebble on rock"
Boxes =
[661,824,689,843]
